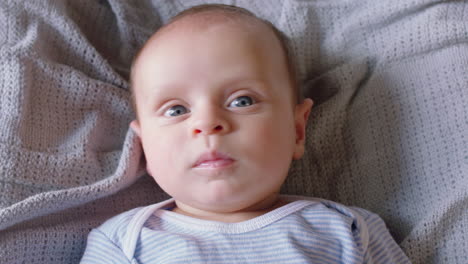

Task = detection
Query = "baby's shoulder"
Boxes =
[280,196,409,262]
[285,195,392,250]
[283,195,380,235]
[284,195,376,220]
[93,198,175,244]
[94,206,148,244]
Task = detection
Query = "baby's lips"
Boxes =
[193,150,234,168]
[195,158,235,168]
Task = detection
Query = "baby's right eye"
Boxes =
[164,105,189,117]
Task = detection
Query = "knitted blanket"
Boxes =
[0,0,467,263]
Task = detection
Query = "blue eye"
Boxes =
[229,96,254,108]
[164,105,189,117]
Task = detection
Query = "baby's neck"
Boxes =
[171,196,288,223]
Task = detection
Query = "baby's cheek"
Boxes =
[143,137,171,167]
[249,120,293,161]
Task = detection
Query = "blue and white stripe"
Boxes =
[81,195,410,263]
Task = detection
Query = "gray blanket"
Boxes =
[0,0,467,263]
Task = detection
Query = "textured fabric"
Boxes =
[0,0,467,263]
[80,195,410,264]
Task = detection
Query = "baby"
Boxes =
[81,4,410,264]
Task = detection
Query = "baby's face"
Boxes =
[131,20,312,213]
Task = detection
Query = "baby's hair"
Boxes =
[130,4,302,114]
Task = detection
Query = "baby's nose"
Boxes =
[193,124,224,135]
[191,111,230,136]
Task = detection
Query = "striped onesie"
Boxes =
[81,195,410,263]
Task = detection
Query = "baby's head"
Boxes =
[130,4,313,216]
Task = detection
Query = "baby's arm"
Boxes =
[80,229,132,264]
[357,209,411,264]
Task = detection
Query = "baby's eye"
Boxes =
[228,96,255,108]
[164,105,189,117]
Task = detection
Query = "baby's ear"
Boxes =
[293,98,313,160]
[130,120,142,137]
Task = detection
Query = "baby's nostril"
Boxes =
[214,125,223,131]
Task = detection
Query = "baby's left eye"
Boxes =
[228,96,255,108]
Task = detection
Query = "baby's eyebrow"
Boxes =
[149,82,185,96]
[221,77,268,90]
[139,84,183,108]
[156,77,266,92]
[144,77,269,106]
[217,78,269,97]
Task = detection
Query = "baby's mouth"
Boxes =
[193,151,235,169]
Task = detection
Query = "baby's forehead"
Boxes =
[130,8,298,104]
[133,13,283,77]
[154,12,272,46]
